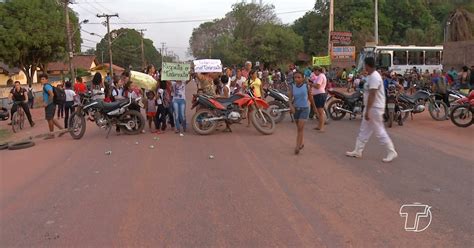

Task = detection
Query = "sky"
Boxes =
[73,0,315,61]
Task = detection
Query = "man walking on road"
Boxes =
[346,57,398,162]
[41,74,64,139]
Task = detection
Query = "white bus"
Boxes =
[357,45,443,73]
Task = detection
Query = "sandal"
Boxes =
[294,147,300,155]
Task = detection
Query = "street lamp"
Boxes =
[444,21,451,43]
[72,19,89,36]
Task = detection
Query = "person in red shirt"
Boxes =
[74,76,87,94]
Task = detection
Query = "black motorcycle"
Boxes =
[68,92,145,139]
[384,84,403,127]
[327,89,364,120]
[398,89,448,121]
[264,88,292,123]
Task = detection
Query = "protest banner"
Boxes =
[312,56,331,66]
[161,62,191,81]
[193,59,222,73]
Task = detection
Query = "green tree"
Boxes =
[189,3,300,66]
[0,0,81,85]
[251,24,303,65]
[292,0,472,54]
[95,28,161,71]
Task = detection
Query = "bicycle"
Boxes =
[11,101,26,133]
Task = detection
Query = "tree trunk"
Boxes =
[20,63,37,87]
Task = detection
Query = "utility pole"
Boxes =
[64,0,75,83]
[375,0,379,45]
[161,42,166,66]
[97,13,119,77]
[328,0,334,57]
[137,29,147,71]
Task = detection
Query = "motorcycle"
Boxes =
[69,92,145,139]
[0,107,9,121]
[191,89,275,135]
[398,89,448,121]
[450,91,474,128]
[327,89,364,120]
[264,87,292,123]
[384,84,403,127]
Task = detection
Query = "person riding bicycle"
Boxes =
[8,81,35,127]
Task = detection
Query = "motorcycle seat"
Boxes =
[101,100,129,112]
[215,94,243,104]
[330,90,361,100]
[400,94,417,104]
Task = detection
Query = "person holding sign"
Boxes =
[171,80,188,134]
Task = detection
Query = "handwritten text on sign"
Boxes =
[312,56,331,66]
[193,59,222,73]
[161,62,191,81]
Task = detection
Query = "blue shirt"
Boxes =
[292,83,309,108]
[43,84,53,105]
[304,68,312,78]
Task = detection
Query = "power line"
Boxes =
[83,0,102,13]
[82,37,101,43]
[83,9,309,25]
[73,3,97,16]
[81,29,104,37]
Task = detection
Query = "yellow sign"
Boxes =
[312,56,331,66]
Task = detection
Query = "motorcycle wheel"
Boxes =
[192,108,218,135]
[399,102,410,122]
[268,101,286,124]
[429,100,448,121]
[387,109,394,128]
[327,100,346,121]
[69,112,86,140]
[119,110,145,135]
[251,108,275,135]
[450,104,473,128]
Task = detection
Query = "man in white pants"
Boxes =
[346,57,398,162]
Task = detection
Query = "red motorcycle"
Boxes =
[450,91,474,128]
[191,89,275,135]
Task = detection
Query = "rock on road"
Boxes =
[1,84,473,247]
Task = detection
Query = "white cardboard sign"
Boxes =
[193,59,222,73]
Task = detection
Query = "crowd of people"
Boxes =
[4,57,473,161]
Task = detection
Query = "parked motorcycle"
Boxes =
[327,89,364,120]
[384,84,403,127]
[450,91,474,128]
[264,88,292,123]
[69,92,145,139]
[191,89,275,135]
[398,89,448,121]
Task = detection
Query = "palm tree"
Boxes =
[448,8,474,41]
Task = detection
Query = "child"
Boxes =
[145,91,157,132]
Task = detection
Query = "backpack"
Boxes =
[43,83,60,104]
[27,88,34,99]
[110,86,124,102]
[55,87,66,103]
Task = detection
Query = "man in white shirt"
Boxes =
[346,57,398,162]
